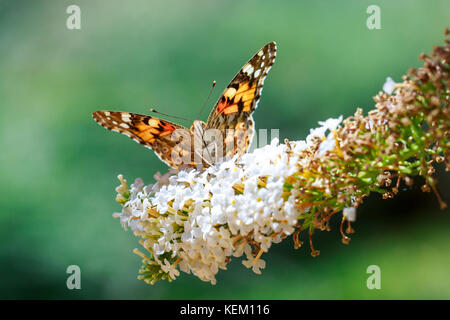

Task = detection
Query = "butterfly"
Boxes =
[92,42,276,169]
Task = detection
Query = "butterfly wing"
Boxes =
[92,111,196,169]
[206,41,277,159]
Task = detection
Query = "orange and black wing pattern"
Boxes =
[206,41,276,157]
[92,111,193,169]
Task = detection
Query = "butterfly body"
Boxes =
[93,42,277,169]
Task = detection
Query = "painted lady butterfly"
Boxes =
[92,42,276,169]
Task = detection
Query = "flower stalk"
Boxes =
[112,32,449,285]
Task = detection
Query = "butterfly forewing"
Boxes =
[206,41,277,159]
[92,111,197,169]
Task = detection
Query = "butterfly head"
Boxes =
[190,120,207,135]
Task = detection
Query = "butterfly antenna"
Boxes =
[149,108,193,123]
[196,80,216,120]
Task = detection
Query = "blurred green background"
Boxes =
[0,0,449,299]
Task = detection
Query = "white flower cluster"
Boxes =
[115,116,343,284]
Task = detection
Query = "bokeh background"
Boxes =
[0,0,449,299]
